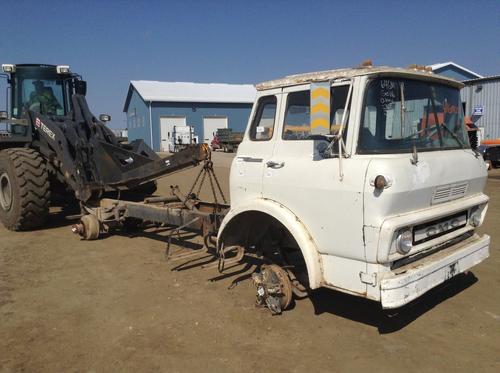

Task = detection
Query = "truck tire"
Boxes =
[0,148,50,231]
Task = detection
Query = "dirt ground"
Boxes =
[1,152,499,372]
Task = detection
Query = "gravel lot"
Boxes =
[1,152,499,372]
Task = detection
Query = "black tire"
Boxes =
[0,148,50,231]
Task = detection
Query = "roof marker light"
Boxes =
[2,64,16,73]
[56,65,70,74]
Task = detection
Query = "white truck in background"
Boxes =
[168,125,198,153]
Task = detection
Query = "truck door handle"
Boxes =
[238,156,262,163]
[266,161,285,169]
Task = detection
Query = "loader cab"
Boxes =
[3,64,85,120]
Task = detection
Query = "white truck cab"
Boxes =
[168,125,198,153]
[219,66,490,309]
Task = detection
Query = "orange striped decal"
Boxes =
[311,87,329,99]
[311,102,329,114]
[310,82,330,134]
[311,118,329,129]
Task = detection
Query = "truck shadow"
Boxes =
[308,272,478,333]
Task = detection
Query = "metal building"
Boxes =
[123,81,255,151]
[428,62,499,142]
[462,76,500,141]
[428,61,483,81]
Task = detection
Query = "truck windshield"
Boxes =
[358,78,469,154]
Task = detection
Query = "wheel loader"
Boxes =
[0,64,207,231]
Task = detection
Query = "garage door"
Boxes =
[203,117,228,144]
[160,116,186,152]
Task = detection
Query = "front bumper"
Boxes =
[380,233,490,309]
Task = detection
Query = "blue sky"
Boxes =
[1,0,499,128]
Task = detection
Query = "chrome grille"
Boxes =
[432,182,468,204]
[413,211,468,244]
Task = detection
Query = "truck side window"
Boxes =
[330,85,351,142]
[249,96,277,141]
[283,90,310,140]
[283,86,351,140]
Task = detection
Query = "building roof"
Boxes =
[124,80,256,111]
[256,66,464,91]
[427,61,483,79]
[463,75,500,84]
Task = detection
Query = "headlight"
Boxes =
[470,207,482,227]
[396,229,413,255]
[99,114,111,122]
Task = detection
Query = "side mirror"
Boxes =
[75,80,87,95]
[0,111,8,120]
[99,114,111,123]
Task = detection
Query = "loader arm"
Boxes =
[29,94,208,201]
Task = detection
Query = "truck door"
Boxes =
[231,89,281,206]
[261,83,369,294]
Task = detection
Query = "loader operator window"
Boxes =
[22,79,64,116]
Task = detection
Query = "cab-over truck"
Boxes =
[218,65,490,310]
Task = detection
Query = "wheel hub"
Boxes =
[252,264,293,315]
[0,172,13,211]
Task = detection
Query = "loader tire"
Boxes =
[0,148,50,231]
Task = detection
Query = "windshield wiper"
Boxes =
[403,123,465,149]
[439,122,466,149]
[402,125,438,142]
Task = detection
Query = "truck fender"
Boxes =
[217,198,323,289]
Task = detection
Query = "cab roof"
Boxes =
[256,66,464,91]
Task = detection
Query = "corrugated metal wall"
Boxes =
[462,78,500,139]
